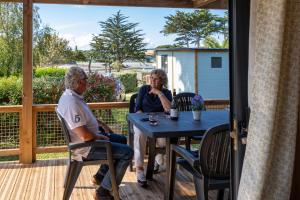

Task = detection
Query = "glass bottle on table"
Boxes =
[170,99,178,120]
[172,88,176,98]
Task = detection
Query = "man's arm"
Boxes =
[97,119,114,133]
[72,125,109,141]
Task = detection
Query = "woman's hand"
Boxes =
[149,87,171,111]
[149,87,161,96]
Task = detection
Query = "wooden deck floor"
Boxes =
[0,159,219,200]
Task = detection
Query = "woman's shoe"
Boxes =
[153,161,160,174]
[136,170,147,187]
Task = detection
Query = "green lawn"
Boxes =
[0,152,68,162]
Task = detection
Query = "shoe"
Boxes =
[93,188,114,200]
[136,170,147,187]
[153,161,160,174]
[91,174,104,186]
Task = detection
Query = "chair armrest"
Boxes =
[171,144,200,168]
[69,140,111,150]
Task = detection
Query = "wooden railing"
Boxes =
[0,105,22,157]
[0,100,229,161]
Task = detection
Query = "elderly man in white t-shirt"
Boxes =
[57,67,133,200]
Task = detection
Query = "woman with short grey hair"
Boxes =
[133,69,172,187]
[150,69,168,88]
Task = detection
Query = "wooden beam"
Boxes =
[0,149,20,157]
[171,51,174,93]
[202,0,227,9]
[20,0,33,164]
[0,105,22,113]
[194,50,198,94]
[32,110,37,161]
[193,0,227,9]
[2,0,226,9]
[36,146,67,153]
[32,102,129,112]
[36,0,195,8]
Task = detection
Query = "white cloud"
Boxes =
[59,33,93,50]
[55,22,94,31]
[144,37,155,48]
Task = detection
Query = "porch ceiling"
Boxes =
[4,0,227,9]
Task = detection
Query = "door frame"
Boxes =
[229,0,251,199]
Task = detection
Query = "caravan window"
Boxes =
[161,55,168,73]
[211,57,222,68]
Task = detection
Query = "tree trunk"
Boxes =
[88,57,92,74]
[196,39,200,48]
[105,63,107,73]
[185,36,189,48]
[108,63,112,73]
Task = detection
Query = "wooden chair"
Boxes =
[169,124,230,200]
[55,108,119,200]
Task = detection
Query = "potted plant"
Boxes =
[191,94,205,120]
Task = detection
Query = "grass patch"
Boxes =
[125,92,137,102]
[36,152,68,160]
[0,156,19,162]
[0,152,68,162]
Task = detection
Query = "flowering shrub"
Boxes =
[0,72,122,105]
[84,72,117,102]
[191,95,205,111]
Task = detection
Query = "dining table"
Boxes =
[127,110,229,200]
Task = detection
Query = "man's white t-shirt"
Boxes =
[57,89,99,161]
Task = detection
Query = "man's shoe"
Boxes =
[93,189,114,200]
[136,170,147,187]
[91,174,104,186]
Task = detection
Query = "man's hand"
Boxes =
[95,134,109,141]
[72,126,110,141]
[97,119,113,133]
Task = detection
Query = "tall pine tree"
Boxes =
[91,11,147,72]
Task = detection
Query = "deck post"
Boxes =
[20,0,34,164]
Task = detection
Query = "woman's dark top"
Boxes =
[135,85,172,113]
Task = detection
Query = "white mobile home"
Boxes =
[156,48,229,99]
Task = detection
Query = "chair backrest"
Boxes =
[199,123,230,180]
[55,108,72,146]
[129,93,138,113]
[174,92,196,111]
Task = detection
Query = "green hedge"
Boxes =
[34,67,67,78]
[0,71,119,105]
[33,76,65,104]
[117,73,137,93]
[0,76,22,105]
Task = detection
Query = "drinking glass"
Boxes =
[148,113,158,126]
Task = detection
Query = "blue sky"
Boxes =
[36,4,226,50]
